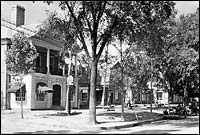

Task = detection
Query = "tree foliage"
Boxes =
[6,32,38,76]
[5,32,38,119]
[162,8,199,99]
[42,1,175,124]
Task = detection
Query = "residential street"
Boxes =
[1,105,199,134]
[1,1,199,135]
[92,116,199,134]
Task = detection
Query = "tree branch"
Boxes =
[90,1,96,21]
[82,3,93,34]
[112,43,121,53]
[96,16,119,61]
[65,1,91,61]
[96,1,107,26]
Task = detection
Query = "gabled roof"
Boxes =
[110,61,121,70]
[1,23,42,40]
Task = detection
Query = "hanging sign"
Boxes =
[67,75,73,85]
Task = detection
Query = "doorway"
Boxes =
[52,84,61,106]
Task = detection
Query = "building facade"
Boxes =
[1,5,107,110]
[109,61,169,106]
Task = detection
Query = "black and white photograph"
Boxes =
[1,1,199,134]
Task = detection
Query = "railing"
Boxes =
[50,68,63,76]
[34,66,47,74]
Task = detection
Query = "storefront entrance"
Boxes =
[52,84,61,106]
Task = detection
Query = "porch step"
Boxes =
[50,106,65,110]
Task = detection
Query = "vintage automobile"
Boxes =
[163,102,187,119]
[185,101,199,116]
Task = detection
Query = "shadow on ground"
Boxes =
[122,129,178,134]
[11,129,179,134]
[12,130,73,134]
[34,111,82,117]
[47,112,82,116]
[97,111,163,122]
[153,116,199,128]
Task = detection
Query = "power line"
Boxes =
[1,18,64,44]
[1,19,87,58]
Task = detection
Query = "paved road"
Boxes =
[9,116,199,134]
[97,116,199,134]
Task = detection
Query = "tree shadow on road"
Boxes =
[124,129,178,134]
[97,111,163,122]
[34,111,82,117]
[12,129,73,134]
[156,116,199,128]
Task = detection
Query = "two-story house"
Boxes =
[1,5,108,110]
[1,5,93,110]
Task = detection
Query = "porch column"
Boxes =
[47,49,50,73]
[74,54,79,108]
[63,64,65,76]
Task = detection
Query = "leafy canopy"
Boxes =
[6,32,38,76]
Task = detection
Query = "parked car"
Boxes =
[163,103,187,119]
[185,101,199,116]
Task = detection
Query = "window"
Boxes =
[35,48,47,74]
[81,88,88,102]
[157,92,162,100]
[36,49,47,68]
[50,50,59,73]
[15,85,26,101]
[115,91,118,100]
[36,82,46,101]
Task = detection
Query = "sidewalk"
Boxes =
[1,106,164,134]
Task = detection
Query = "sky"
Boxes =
[1,1,199,56]
[1,1,199,25]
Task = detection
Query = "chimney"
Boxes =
[11,5,25,27]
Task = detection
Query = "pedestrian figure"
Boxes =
[127,100,132,109]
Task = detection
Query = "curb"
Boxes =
[100,117,163,130]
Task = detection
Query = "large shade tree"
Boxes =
[42,1,175,125]
[161,8,199,103]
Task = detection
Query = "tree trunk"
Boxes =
[150,57,153,113]
[120,40,125,121]
[74,54,79,108]
[140,89,142,104]
[101,64,107,109]
[150,81,153,113]
[101,44,108,109]
[183,87,188,106]
[65,52,72,114]
[20,87,23,119]
[89,61,97,125]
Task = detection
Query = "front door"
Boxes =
[52,85,61,106]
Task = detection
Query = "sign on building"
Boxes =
[67,75,73,85]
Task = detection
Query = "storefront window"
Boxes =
[36,82,46,101]
[81,88,88,102]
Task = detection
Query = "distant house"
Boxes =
[1,5,102,110]
[109,61,169,106]
[109,61,122,105]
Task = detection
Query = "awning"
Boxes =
[7,86,20,93]
[38,86,53,93]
